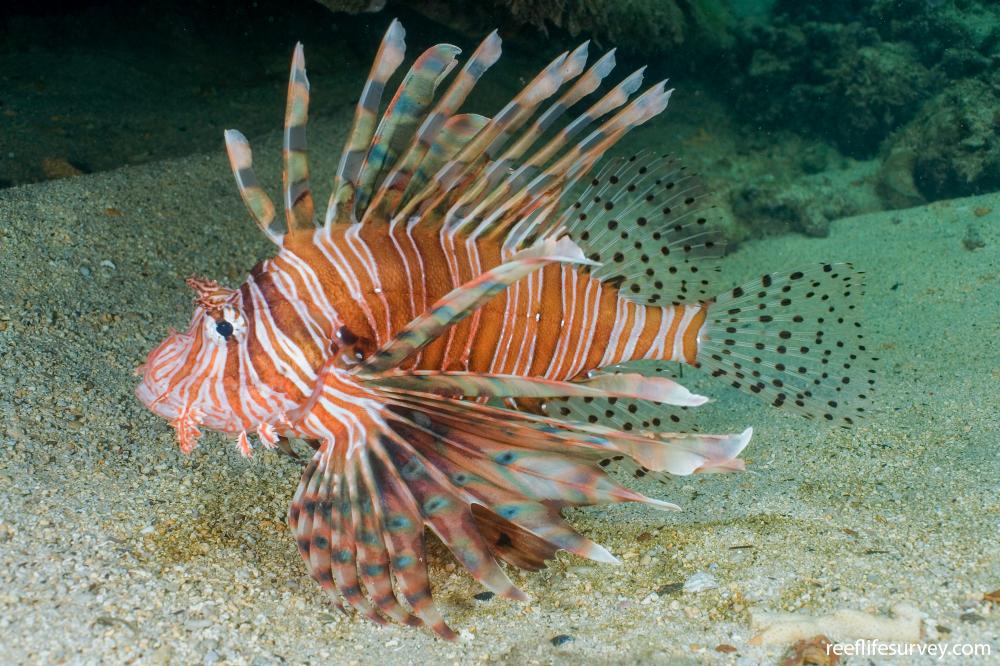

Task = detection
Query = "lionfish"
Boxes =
[136,20,874,638]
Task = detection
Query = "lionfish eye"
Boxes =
[215,320,234,339]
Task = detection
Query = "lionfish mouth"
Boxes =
[134,328,192,420]
[135,372,212,454]
[134,378,179,420]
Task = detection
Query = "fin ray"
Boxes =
[355,43,462,217]
[283,43,316,233]
[398,113,490,211]
[370,31,502,219]
[224,130,281,244]
[328,19,407,224]
[366,371,708,406]
[286,359,748,636]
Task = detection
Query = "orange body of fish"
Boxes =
[136,19,875,638]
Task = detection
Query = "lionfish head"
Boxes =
[135,277,251,452]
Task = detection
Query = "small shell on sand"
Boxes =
[780,635,837,666]
[749,603,924,645]
[683,572,719,594]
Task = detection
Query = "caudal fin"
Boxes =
[699,263,876,426]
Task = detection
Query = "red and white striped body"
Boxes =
[137,223,709,445]
[287,223,709,376]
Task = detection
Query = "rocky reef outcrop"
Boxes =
[734,20,934,159]
[880,73,1000,203]
[732,0,1000,208]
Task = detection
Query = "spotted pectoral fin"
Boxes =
[355,237,595,374]
[380,386,751,478]
[289,409,523,639]
[360,367,751,476]
[364,370,752,475]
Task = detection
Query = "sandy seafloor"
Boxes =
[0,113,998,665]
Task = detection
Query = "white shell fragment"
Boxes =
[749,603,925,645]
[683,571,719,594]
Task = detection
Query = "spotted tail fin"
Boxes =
[699,264,876,426]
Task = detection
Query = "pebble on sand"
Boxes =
[41,157,84,180]
[683,572,719,594]
[749,603,924,645]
